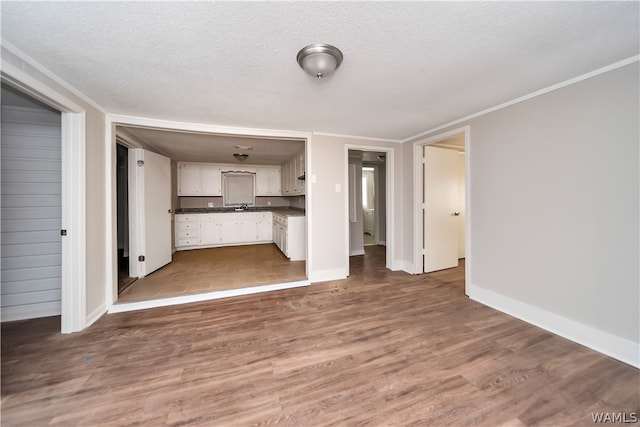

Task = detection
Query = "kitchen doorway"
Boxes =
[108,120,310,311]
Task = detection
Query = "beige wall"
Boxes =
[309,134,405,280]
[408,62,639,360]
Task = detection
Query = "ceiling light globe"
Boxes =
[297,44,343,80]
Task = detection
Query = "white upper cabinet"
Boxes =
[256,166,281,196]
[281,149,305,196]
[177,162,221,196]
[200,164,222,195]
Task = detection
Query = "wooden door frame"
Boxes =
[412,126,470,292]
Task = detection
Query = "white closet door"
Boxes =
[1,105,62,321]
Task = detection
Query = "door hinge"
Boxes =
[137,160,144,166]
[138,255,145,262]
[61,229,67,236]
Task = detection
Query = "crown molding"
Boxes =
[1,39,108,115]
[401,55,640,144]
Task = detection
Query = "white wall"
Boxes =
[408,61,639,366]
[1,45,108,328]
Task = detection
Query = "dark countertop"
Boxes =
[175,206,305,216]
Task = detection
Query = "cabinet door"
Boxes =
[256,168,270,196]
[237,216,258,242]
[269,167,281,196]
[219,216,239,243]
[178,163,201,195]
[200,220,221,245]
[296,151,305,194]
[200,165,221,196]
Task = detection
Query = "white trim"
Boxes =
[61,112,87,333]
[391,260,414,274]
[108,114,311,140]
[305,135,313,282]
[343,144,395,276]
[1,40,107,115]
[109,280,310,314]
[85,303,106,328]
[309,269,348,283]
[1,302,61,322]
[314,132,402,144]
[401,55,640,144]
[467,283,640,369]
[413,126,471,276]
[350,249,366,256]
[2,51,88,334]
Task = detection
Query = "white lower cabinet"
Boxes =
[200,215,222,245]
[272,213,305,261]
[175,212,275,249]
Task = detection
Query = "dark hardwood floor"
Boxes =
[2,246,638,426]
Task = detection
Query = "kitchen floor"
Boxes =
[118,243,306,302]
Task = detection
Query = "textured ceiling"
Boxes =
[2,1,638,141]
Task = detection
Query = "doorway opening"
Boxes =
[108,122,310,310]
[347,149,389,275]
[1,83,62,327]
[116,143,136,294]
[413,127,468,287]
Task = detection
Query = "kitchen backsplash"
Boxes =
[179,196,300,209]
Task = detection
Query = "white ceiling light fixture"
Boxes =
[296,44,344,80]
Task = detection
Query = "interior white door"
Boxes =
[132,149,172,277]
[423,146,459,273]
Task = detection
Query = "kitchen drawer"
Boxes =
[177,238,198,247]
[176,222,198,231]
[177,230,199,239]
[176,215,200,222]
[200,214,221,222]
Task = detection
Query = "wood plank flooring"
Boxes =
[118,244,306,302]
[2,246,638,426]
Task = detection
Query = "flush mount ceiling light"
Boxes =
[296,44,343,79]
[234,145,253,150]
[233,153,249,161]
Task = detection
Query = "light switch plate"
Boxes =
[335,184,341,193]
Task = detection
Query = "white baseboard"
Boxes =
[467,283,640,368]
[85,303,106,328]
[1,301,61,322]
[309,268,348,283]
[349,249,365,256]
[109,280,311,314]
[390,259,415,274]
[375,240,386,246]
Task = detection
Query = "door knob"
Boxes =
[453,212,461,216]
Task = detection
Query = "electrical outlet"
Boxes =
[267,201,271,206]
[207,202,214,207]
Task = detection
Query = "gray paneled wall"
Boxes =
[1,103,62,321]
